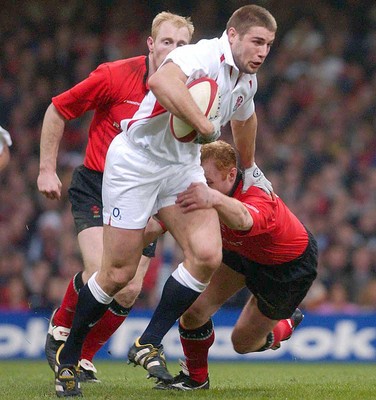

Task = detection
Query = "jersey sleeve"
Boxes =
[52,63,112,120]
[232,97,255,121]
[231,76,258,121]
[233,189,277,237]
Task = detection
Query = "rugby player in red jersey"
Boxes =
[37,12,194,383]
[162,140,318,390]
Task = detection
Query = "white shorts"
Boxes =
[102,134,206,229]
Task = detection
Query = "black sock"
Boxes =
[140,275,201,346]
[73,271,84,292]
[59,284,110,365]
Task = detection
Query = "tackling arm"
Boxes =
[37,103,66,200]
[176,182,253,231]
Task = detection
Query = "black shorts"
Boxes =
[68,165,157,258]
[222,230,318,320]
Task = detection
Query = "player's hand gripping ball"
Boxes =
[170,77,220,143]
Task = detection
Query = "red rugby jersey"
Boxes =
[52,56,148,172]
[221,183,309,265]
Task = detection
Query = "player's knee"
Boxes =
[232,340,248,354]
[193,245,222,272]
[231,330,251,354]
[107,267,137,292]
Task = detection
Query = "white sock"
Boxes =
[172,263,208,293]
[87,272,113,304]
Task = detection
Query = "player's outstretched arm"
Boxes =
[176,182,253,231]
[37,103,66,200]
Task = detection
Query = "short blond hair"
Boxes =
[226,5,277,38]
[151,12,194,42]
[201,141,237,174]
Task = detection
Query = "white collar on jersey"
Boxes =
[219,31,238,70]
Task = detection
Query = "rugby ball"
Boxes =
[170,77,220,143]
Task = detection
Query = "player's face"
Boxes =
[148,21,191,71]
[202,159,234,195]
[229,26,275,74]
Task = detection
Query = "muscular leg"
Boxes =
[179,264,246,384]
[232,295,300,354]
[81,251,151,363]
[52,226,153,366]
[59,225,144,366]
[232,295,278,353]
[138,204,222,347]
[181,263,246,328]
[80,226,151,306]
[96,225,144,294]
[159,205,222,283]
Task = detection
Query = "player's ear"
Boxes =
[147,36,154,52]
[228,167,238,182]
[227,27,238,44]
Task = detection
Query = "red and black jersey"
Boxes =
[221,179,309,265]
[52,56,149,172]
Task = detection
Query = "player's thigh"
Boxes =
[182,263,246,329]
[157,161,222,264]
[97,225,145,295]
[78,227,103,279]
[159,205,222,279]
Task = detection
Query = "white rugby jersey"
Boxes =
[120,31,258,164]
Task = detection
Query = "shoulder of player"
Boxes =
[237,187,277,209]
[179,37,222,60]
[98,56,147,73]
[98,56,148,93]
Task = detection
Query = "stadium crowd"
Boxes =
[1,0,376,314]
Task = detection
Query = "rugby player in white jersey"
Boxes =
[55,5,277,397]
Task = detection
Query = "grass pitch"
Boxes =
[0,360,375,399]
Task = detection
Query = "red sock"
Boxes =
[53,272,83,328]
[179,320,215,384]
[80,303,130,362]
[271,318,293,348]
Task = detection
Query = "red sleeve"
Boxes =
[52,63,112,120]
[233,188,277,237]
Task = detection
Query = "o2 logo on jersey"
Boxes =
[233,96,244,112]
[112,207,122,221]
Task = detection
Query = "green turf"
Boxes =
[0,360,375,399]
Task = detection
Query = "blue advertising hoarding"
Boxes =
[1,310,376,362]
